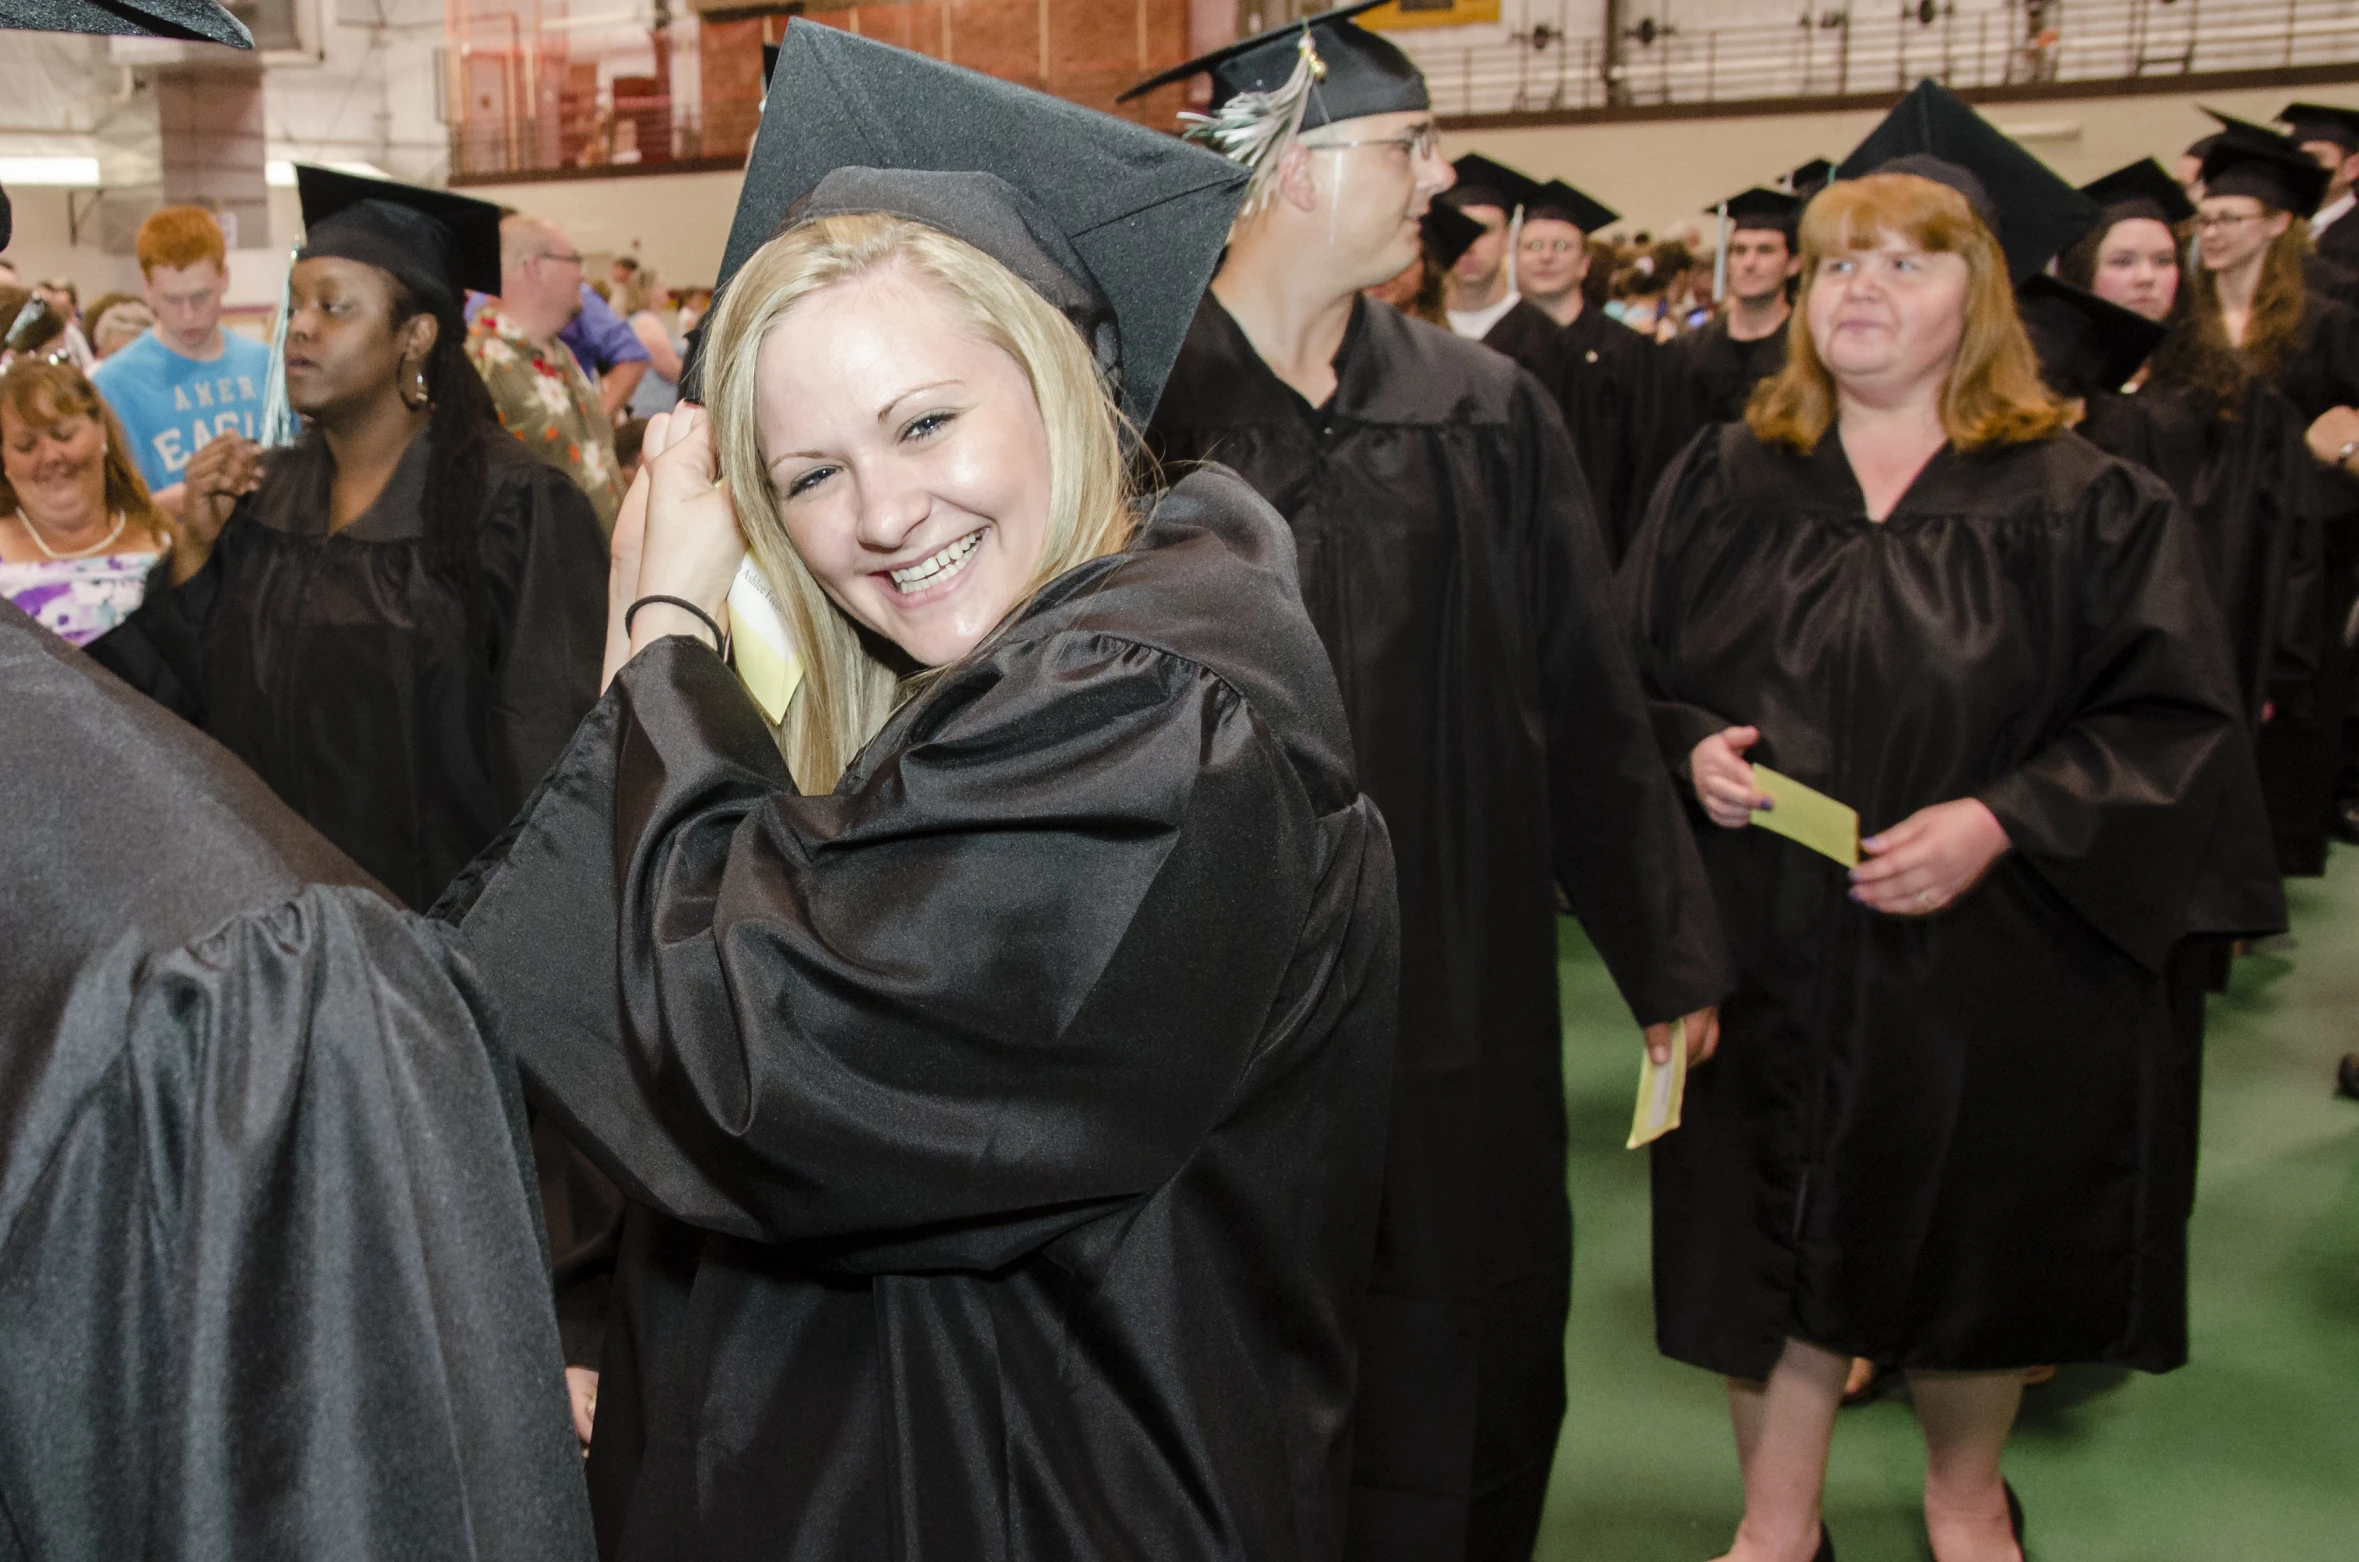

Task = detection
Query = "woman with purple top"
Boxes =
[0,359,170,647]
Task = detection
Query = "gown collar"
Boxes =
[248,426,435,543]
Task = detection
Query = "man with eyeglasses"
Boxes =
[1129,9,1729,1561]
[466,214,622,533]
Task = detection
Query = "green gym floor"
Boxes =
[1536,844,2359,1561]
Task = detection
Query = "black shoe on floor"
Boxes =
[2337,1054,2359,1101]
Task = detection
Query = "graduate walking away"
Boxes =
[0,587,593,1562]
[1621,87,2258,1562]
[442,24,1398,1562]
[1128,8,1730,1559]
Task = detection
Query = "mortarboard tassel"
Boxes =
[255,244,302,448]
[1179,29,1328,219]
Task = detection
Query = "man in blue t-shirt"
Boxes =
[90,206,273,516]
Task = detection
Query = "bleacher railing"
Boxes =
[1409,0,2359,120]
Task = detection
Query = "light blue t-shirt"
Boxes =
[90,328,274,493]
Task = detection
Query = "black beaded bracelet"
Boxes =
[625,594,729,657]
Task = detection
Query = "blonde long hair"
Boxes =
[1747,172,2067,452]
[700,213,1136,791]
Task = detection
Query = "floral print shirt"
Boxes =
[467,304,622,535]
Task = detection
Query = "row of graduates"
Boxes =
[1426,105,2359,887]
[0,12,2297,1562]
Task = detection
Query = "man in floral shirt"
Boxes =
[468,215,623,535]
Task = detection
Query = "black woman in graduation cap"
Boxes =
[1621,80,2257,1562]
[436,22,1398,1562]
[89,167,609,914]
[1126,8,1729,1561]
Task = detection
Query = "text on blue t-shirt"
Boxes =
[89,328,276,493]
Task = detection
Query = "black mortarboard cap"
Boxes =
[2079,158,2195,228]
[2282,101,2359,152]
[1444,153,1541,214]
[2015,272,2167,401]
[2184,132,2220,160]
[1786,157,1835,196]
[715,21,1246,429]
[1119,1,1426,129]
[0,0,247,45]
[2200,112,2332,215]
[1836,78,2101,283]
[1420,201,1485,271]
[1709,186,1803,235]
[1525,179,1617,233]
[295,165,504,321]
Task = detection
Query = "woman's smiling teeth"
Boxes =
[888,528,984,594]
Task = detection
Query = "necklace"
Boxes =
[16,506,127,561]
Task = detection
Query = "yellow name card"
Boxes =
[1748,764,1860,867]
[1627,1016,1689,1149]
[727,557,803,725]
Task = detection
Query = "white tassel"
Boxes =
[255,243,301,448]
[1180,30,1327,218]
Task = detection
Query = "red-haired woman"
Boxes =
[0,359,171,646]
[1622,170,2253,1562]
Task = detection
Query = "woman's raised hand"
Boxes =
[1850,797,2011,916]
[1691,725,1771,829]
[168,431,263,584]
[623,404,747,660]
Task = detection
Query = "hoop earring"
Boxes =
[401,364,430,410]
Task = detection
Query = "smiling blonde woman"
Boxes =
[446,26,1402,1562]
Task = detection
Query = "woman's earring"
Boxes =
[404,363,430,409]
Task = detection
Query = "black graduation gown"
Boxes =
[0,603,593,1561]
[86,425,622,1367]
[438,470,1401,1562]
[1625,315,1791,562]
[2257,297,2359,872]
[2313,210,2359,275]
[1622,426,2252,1379]
[89,427,608,911]
[1148,295,1729,1562]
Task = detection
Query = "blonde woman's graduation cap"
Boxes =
[712,21,1247,428]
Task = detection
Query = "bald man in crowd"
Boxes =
[467,214,622,534]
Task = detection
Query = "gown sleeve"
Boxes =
[1618,424,1746,774]
[0,889,592,1562]
[82,521,236,723]
[452,630,1328,1270]
[477,465,610,816]
[1973,463,2251,971]
[1509,379,1731,1024]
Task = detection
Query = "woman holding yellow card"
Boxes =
[1620,84,2273,1562]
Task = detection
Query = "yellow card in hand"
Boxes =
[727,557,804,724]
[1748,764,1860,867]
[1626,1016,1688,1149]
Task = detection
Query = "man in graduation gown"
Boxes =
[1515,176,1657,542]
[1125,10,1731,1559]
[1627,187,1802,558]
[0,600,594,1562]
[2283,101,2359,273]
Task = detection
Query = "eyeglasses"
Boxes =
[1519,238,1584,255]
[2192,211,2268,232]
[532,250,586,268]
[1300,122,1443,161]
